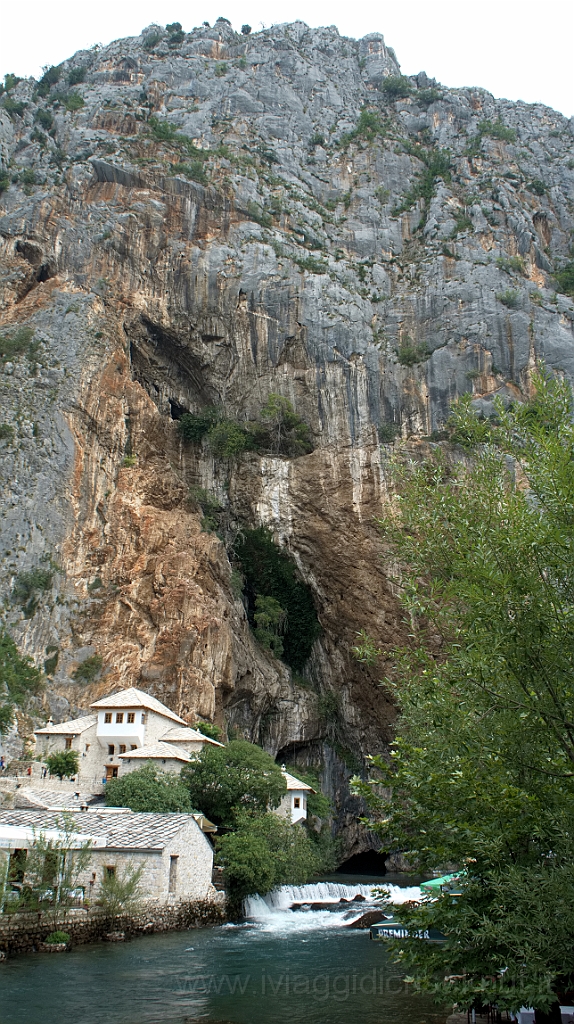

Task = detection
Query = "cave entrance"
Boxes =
[336,850,388,876]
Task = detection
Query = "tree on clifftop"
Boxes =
[356,372,574,1017]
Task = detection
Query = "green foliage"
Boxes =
[43,646,59,675]
[351,629,382,665]
[477,118,517,142]
[450,211,473,237]
[292,253,328,274]
[216,813,321,911]
[360,371,574,1012]
[171,160,208,185]
[235,527,321,670]
[496,255,524,274]
[0,423,14,441]
[496,288,521,308]
[247,200,272,227]
[446,392,495,448]
[3,74,22,93]
[106,764,193,812]
[309,132,325,147]
[207,420,248,458]
[214,62,228,77]
[44,930,70,944]
[0,325,36,362]
[36,65,62,97]
[8,814,92,923]
[0,630,43,733]
[98,862,146,916]
[258,393,313,456]
[143,31,162,51]
[182,740,286,827]
[394,146,451,214]
[166,23,185,46]
[253,595,286,657]
[68,67,86,85]
[71,654,103,683]
[381,75,412,99]
[555,260,574,298]
[196,721,222,741]
[416,88,441,107]
[241,24,252,34]
[34,108,53,130]
[317,690,341,724]
[46,750,80,779]
[2,96,26,119]
[12,566,54,615]
[528,178,547,196]
[64,92,84,112]
[377,422,399,443]
[396,340,431,366]
[0,171,10,193]
[189,486,223,533]
[177,409,218,442]
[339,108,388,147]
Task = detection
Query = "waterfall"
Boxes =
[243,881,421,933]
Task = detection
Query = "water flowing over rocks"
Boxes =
[1,19,573,855]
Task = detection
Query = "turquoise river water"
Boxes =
[0,879,447,1024]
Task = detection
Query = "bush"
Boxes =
[64,92,84,112]
[339,108,387,147]
[253,595,286,657]
[207,420,248,458]
[0,630,43,734]
[555,261,574,298]
[178,409,219,442]
[98,863,146,916]
[247,200,272,227]
[528,178,547,196]
[2,96,26,119]
[378,422,399,443]
[36,65,62,97]
[166,23,185,46]
[182,740,286,827]
[0,325,36,361]
[394,145,452,214]
[496,289,521,309]
[68,67,86,85]
[416,88,441,107]
[214,62,228,77]
[0,423,14,441]
[170,160,208,185]
[196,721,222,741]
[241,24,251,34]
[477,118,516,143]
[447,392,494,448]
[106,764,192,812]
[396,340,431,366]
[381,75,412,99]
[451,212,473,237]
[12,566,54,615]
[3,73,22,93]
[34,107,53,129]
[44,931,70,944]
[496,255,524,274]
[46,750,80,779]
[0,171,9,193]
[71,654,103,683]
[235,527,321,671]
[143,31,163,51]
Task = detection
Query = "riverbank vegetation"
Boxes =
[356,371,574,1015]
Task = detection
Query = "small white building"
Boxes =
[0,808,216,903]
[34,687,222,786]
[277,770,315,823]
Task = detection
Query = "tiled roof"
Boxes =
[282,770,314,792]
[0,809,198,851]
[90,687,186,724]
[118,742,191,763]
[161,726,224,747]
[14,790,104,811]
[35,714,97,735]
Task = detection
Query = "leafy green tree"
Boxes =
[259,393,313,456]
[105,764,192,812]
[253,595,286,657]
[46,750,79,779]
[216,813,321,913]
[97,863,146,918]
[12,814,92,926]
[181,740,286,826]
[0,631,43,734]
[356,372,574,1014]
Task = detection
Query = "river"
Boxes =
[0,879,447,1024]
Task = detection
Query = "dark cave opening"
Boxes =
[336,850,388,875]
[169,399,188,420]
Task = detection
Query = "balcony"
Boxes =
[95,710,145,749]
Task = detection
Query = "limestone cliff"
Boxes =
[0,19,573,856]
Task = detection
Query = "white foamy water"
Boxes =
[243,881,421,934]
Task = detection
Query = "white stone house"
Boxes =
[277,770,314,823]
[0,808,215,903]
[34,688,222,786]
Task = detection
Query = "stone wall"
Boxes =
[0,894,226,956]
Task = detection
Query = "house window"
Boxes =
[104,713,112,724]
[104,865,116,880]
[65,738,72,750]
[169,855,179,894]
[119,744,126,755]
[108,744,115,756]
[127,712,135,724]
[130,744,137,750]
[141,713,146,724]
[293,797,301,809]
[116,713,123,724]
[85,743,90,752]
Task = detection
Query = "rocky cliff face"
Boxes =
[1,19,573,856]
